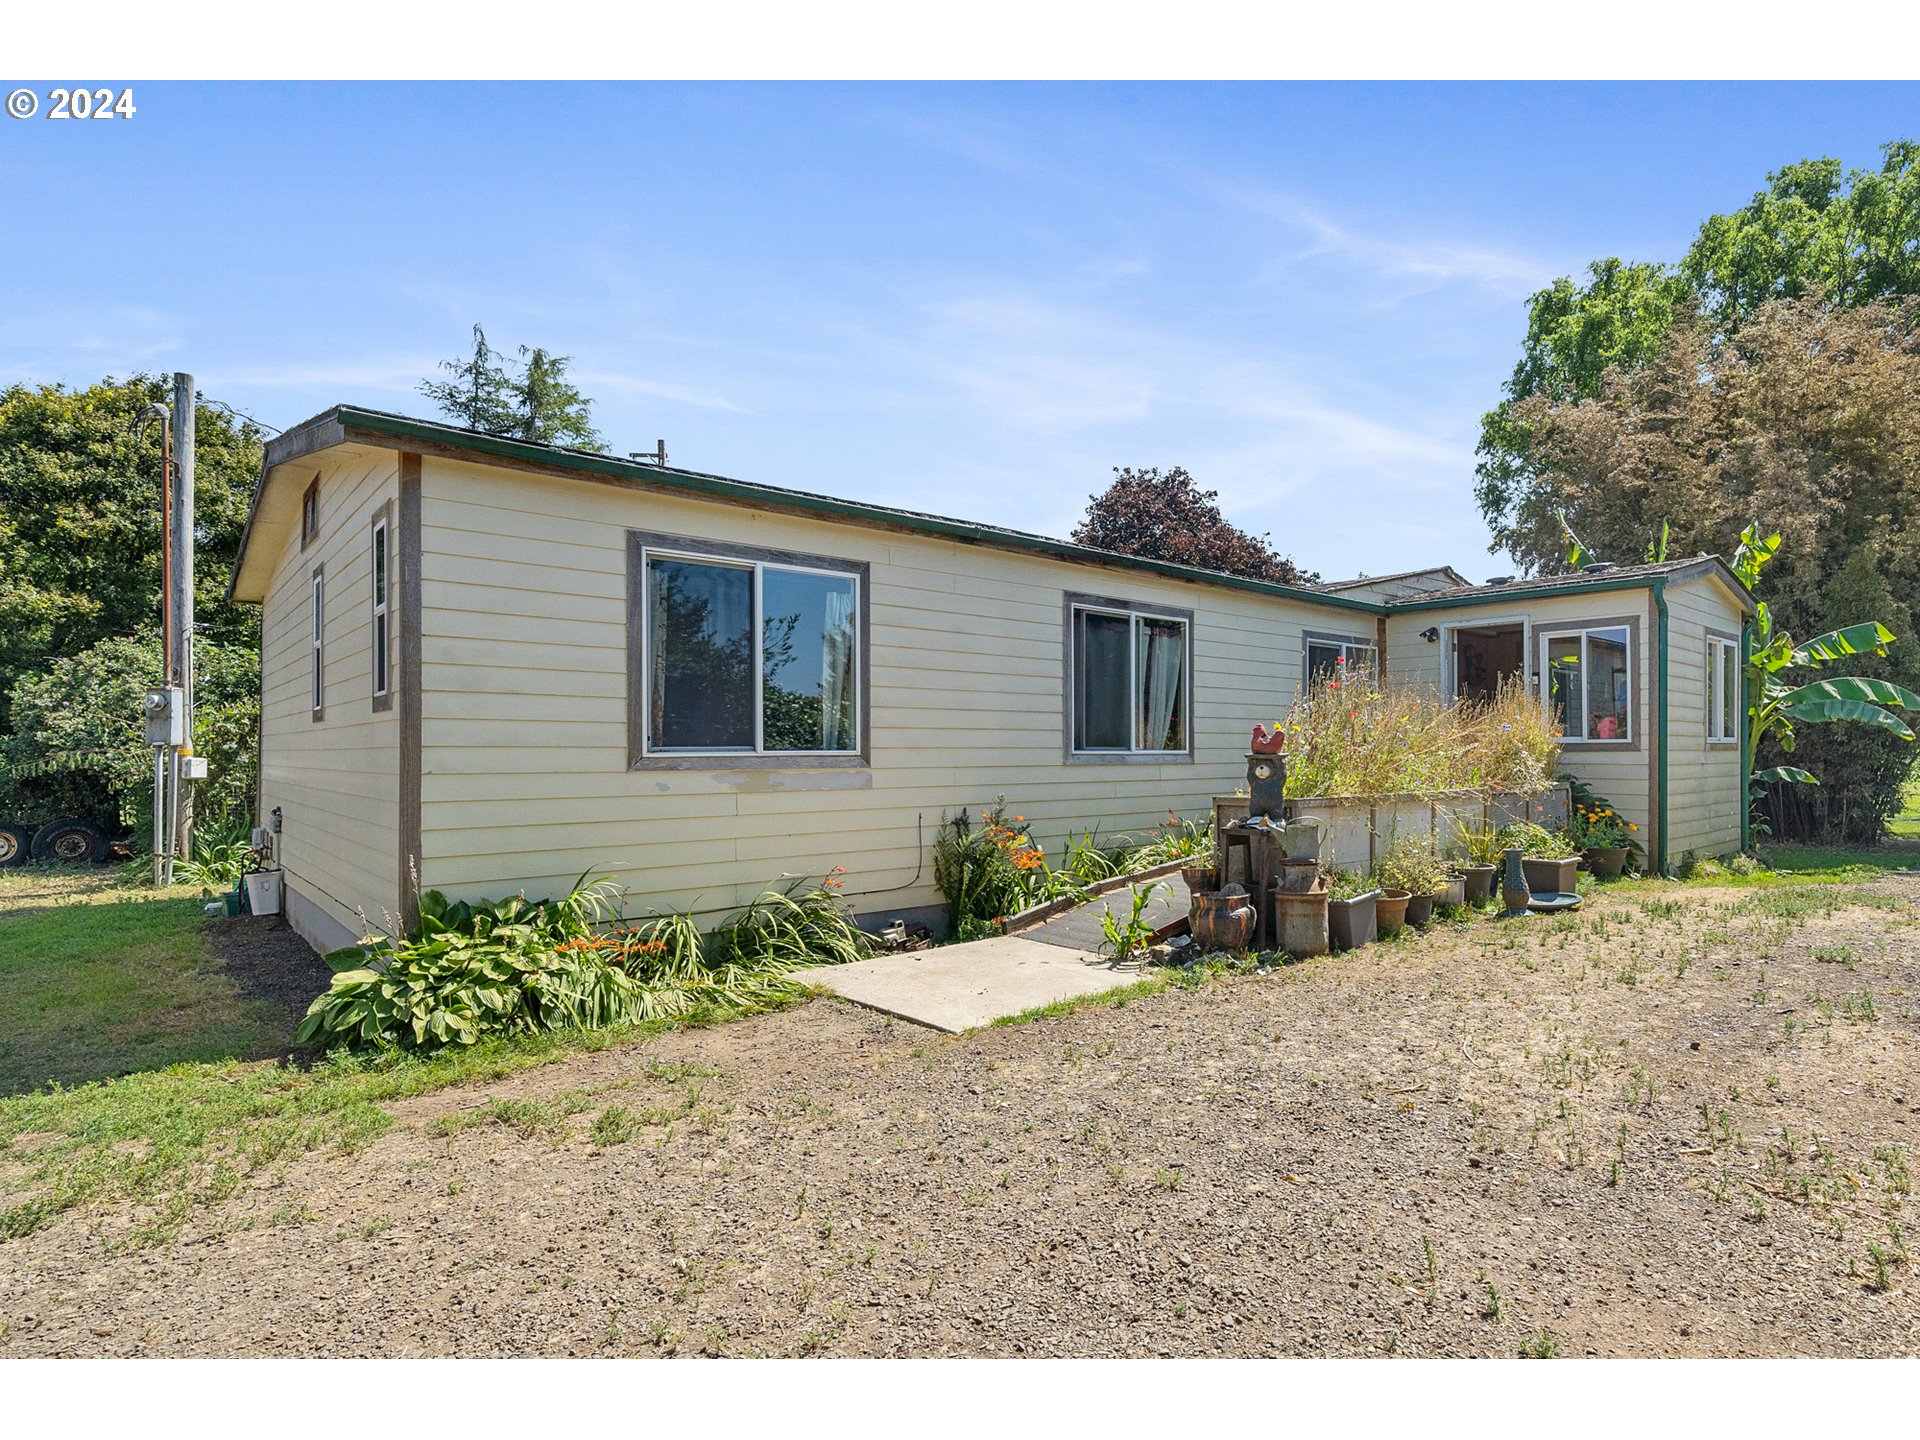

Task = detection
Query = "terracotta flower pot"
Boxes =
[1374,889,1412,936]
[1584,846,1628,879]
[1458,863,1498,903]
[1522,856,1578,897]
[1328,890,1378,951]
[1405,891,1435,928]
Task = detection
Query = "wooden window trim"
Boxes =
[300,476,320,551]
[625,530,871,771]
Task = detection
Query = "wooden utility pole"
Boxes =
[169,372,195,863]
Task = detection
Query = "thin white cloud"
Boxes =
[578,371,748,413]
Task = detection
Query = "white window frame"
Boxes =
[639,545,862,758]
[1538,623,1633,744]
[1708,635,1739,743]
[370,515,390,702]
[1069,602,1192,756]
[310,567,325,719]
[1305,635,1379,683]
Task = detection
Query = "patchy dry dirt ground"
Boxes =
[5,878,1920,1357]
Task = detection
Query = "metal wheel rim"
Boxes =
[51,831,90,861]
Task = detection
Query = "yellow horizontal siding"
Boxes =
[256,453,401,938]
[414,456,1335,919]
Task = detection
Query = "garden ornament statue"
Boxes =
[1499,846,1532,918]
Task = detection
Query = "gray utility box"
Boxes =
[143,686,185,747]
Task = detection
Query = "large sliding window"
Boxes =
[635,535,862,762]
[1541,623,1632,743]
[1708,636,1739,742]
[1070,601,1190,756]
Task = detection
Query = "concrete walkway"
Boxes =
[796,935,1144,1033]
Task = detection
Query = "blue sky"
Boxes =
[3,81,1915,580]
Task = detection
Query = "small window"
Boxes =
[1541,624,1631,743]
[301,477,320,549]
[371,515,390,702]
[1306,636,1378,685]
[642,548,860,756]
[1071,604,1189,754]
[310,568,325,718]
[1708,636,1739,742]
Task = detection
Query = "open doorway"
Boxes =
[1451,622,1525,703]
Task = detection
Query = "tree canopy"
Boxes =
[0,376,261,733]
[420,325,604,449]
[1477,140,1920,569]
[1072,466,1317,586]
[1511,294,1920,840]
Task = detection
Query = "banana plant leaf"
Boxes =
[1751,765,1819,786]
[1774,676,1920,711]
[1793,622,1894,665]
[1777,697,1916,740]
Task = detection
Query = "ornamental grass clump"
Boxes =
[1278,674,1559,800]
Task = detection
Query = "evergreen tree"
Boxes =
[419,324,515,433]
[507,346,603,450]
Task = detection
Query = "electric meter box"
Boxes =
[181,755,209,781]
[143,687,185,747]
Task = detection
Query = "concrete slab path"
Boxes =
[796,935,1143,1033]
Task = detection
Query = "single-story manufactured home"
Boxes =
[230,406,1756,953]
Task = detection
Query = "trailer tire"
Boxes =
[0,822,32,868]
[31,817,108,865]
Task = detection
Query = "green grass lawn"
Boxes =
[0,868,293,1096]
[0,867,800,1245]
[1887,772,1920,840]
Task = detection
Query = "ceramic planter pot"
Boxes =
[1458,863,1498,903]
[1433,875,1467,908]
[1190,886,1257,953]
[1405,891,1435,928]
[1584,846,1628,879]
[1374,888,1412,936]
[1522,856,1579,896]
[1327,889,1378,951]
[1180,864,1219,896]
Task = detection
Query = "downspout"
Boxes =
[1653,579,1670,875]
[1739,614,1752,854]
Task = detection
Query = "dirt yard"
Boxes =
[5,875,1919,1357]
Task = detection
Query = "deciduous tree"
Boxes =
[1072,466,1316,586]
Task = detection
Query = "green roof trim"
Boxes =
[314,406,1384,616]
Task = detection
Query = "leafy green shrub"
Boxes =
[933,798,1052,933]
[172,812,257,892]
[295,873,870,1053]
[1494,822,1577,859]
[1372,835,1445,895]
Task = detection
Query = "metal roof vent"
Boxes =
[1484,575,1514,586]
[1581,561,1617,574]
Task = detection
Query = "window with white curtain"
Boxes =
[639,542,861,757]
[1708,636,1739,742]
[1071,603,1190,754]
